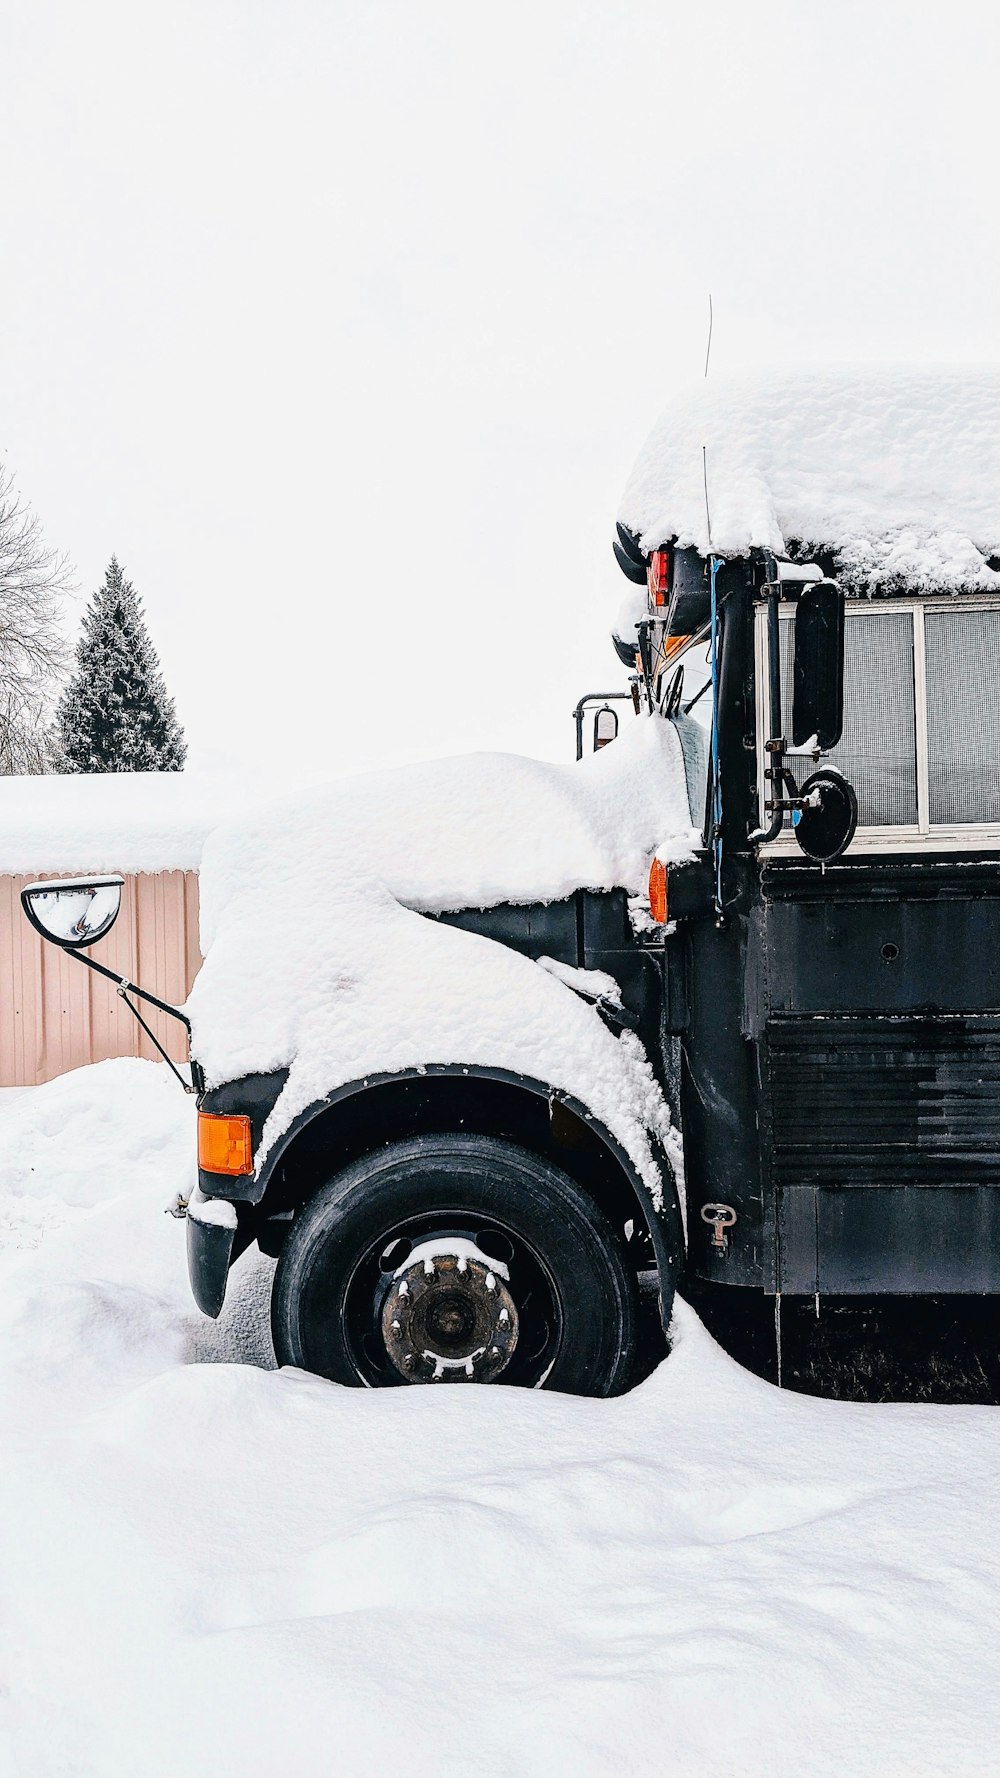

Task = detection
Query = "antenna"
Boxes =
[704,292,714,379]
[702,444,713,552]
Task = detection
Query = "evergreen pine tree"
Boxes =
[55,557,187,772]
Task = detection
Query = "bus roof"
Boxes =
[618,367,1000,592]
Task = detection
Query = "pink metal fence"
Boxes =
[0,872,201,1085]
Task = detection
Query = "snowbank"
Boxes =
[188,715,698,1193]
[620,367,1000,590]
[2,1064,999,1777]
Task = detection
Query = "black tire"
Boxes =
[271,1134,638,1396]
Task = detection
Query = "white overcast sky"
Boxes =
[2,0,997,777]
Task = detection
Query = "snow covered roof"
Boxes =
[0,772,235,874]
[619,367,1000,591]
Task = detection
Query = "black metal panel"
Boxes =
[433,897,580,966]
[681,902,768,1287]
[763,887,1000,1015]
[814,1187,1000,1293]
[767,1015,1000,1189]
[668,547,711,634]
[776,1185,818,1291]
[768,1014,1000,1293]
[434,892,670,1094]
[776,1185,1000,1293]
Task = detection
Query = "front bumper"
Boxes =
[186,1207,237,1319]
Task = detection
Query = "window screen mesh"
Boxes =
[778,607,917,827]
[925,609,1000,825]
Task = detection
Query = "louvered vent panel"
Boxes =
[767,1017,1000,1188]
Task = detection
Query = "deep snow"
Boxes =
[620,367,1000,590]
[3,1061,1000,1777]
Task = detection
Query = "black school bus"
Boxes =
[22,454,1000,1395]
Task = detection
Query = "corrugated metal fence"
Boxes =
[0,872,201,1085]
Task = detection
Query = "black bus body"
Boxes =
[25,542,1000,1391]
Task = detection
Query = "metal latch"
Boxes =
[700,1202,737,1252]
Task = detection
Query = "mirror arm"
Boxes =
[67,947,192,1033]
[62,949,203,1095]
[572,690,636,761]
[116,984,200,1094]
[749,581,786,844]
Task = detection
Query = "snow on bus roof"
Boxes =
[619,367,1000,590]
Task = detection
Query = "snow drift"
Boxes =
[619,366,1000,590]
[2,1063,1000,1778]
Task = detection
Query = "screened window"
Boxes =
[779,607,918,828]
[765,598,1000,836]
[924,609,1000,825]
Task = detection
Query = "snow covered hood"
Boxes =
[619,367,1000,591]
[188,715,698,1193]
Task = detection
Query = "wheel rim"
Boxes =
[338,1211,564,1388]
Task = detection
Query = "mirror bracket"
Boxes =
[20,875,203,1095]
[67,948,202,1094]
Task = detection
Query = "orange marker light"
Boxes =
[647,548,672,608]
[198,1111,253,1177]
[648,858,669,925]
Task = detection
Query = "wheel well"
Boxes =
[254,1073,667,1271]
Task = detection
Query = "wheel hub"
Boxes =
[380,1237,519,1383]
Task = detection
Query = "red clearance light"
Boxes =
[648,858,668,925]
[198,1111,253,1177]
[647,548,672,609]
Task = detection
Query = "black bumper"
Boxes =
[186,1212,237,1319]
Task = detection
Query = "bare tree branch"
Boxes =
[0,463,72,773]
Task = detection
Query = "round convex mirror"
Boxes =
[21,875,124,948]
[792,770,858,863]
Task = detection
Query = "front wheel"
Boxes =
[270,1135,638,1396]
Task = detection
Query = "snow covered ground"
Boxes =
[3,1061,1000,1776]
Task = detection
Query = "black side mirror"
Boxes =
[793,580,845,749]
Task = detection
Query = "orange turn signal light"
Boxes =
[648,858,668,925]
[647,548,672,608]
[198,1111,253,1177]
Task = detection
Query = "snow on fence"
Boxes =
[0,772,226,1086]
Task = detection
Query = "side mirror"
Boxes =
[21,875,124,948]
[793,580,845,749]
[793,769,858,864]
[593,706,619,750]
